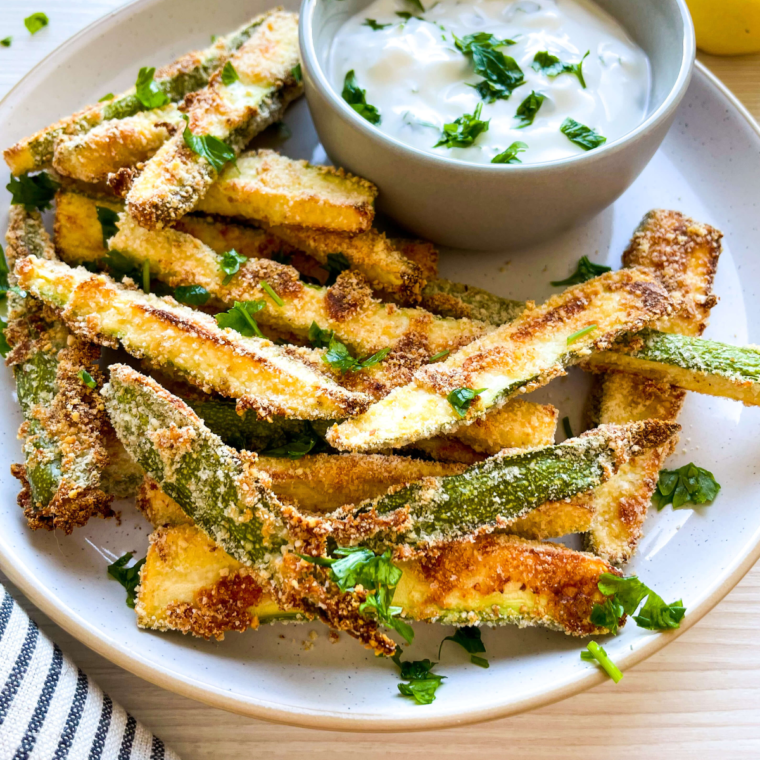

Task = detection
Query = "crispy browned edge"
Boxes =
[5,208,114,533]
[584,209,723,564]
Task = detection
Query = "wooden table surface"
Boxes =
[1,2,759,757]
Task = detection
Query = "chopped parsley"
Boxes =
[324,252,351,286]
[566,325,597,345]
[107,553,145,609]
[491,141,527,164]
[454,32,516,54]
[439,626,489,668]
[562,416,574,439]
[181,114,236,172]
[581,641,623,683]
[24,12,49,35]
[218,248,247,285]
[428,349,450,363]
[447,387,486,418]
[532,50,590,88]
[342,70,381,125]
[174,284,210,306]
[310,322,390,372]
[134,67,170,109]
[95,205,120,247]
[324,335,391,373]
[98,93,114,102]
[515,90,546,128]
[395,11,422,23]
[221,61,240,86]
[551,256,611,286]
[78,369,97,389]
[560,118,607,151]
[299,547,413,644]
[468,45,525,102]
[652,463,721,510]
[394,650,446,705]
[1,37,12,48]
[591,573,686,634]
[364,19,392,30]
[291,63,302,83]
[7,172,60,212]
[260,281,283,307]
[215,300,266,338]
[434,103,489,148]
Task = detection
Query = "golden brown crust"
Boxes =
[585,210,723,565]
[623,209,722,337]
[396,533,619,636]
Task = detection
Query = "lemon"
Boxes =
[687,0,760,55]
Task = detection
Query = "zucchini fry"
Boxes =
[126,11,302,229]
[422,278,526,325]
[16,256,369,420]
[584,210,722,565]
[196,150,377,232]
[586,330,760,406]
[52,104,184,183]
[328,267,675,452]
[136,521,618,639]
[265,223,427,305]
[4,208,114,532]
[4,14,272,175]
[104,362,678,559]
[107,212,488,357]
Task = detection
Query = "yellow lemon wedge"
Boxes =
[687,0,760,55]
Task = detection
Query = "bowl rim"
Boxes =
[299,0,696,173]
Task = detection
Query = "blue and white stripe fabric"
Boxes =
[0,585,179,760]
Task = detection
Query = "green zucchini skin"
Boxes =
[186,399,325,452]
[4,15,268,175]
[424,280,760,408]
[362,420,680,548]
[103,365,289,568]
[5,208,114,532]
[588,329,760,405]
[104,364,677,560]
[421,278,526,325]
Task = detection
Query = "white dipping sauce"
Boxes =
[329,0,651,165]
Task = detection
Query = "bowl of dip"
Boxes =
[299,0,695,250]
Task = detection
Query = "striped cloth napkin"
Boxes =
[0,584,179,759]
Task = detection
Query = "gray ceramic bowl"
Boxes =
[299,0,695,250]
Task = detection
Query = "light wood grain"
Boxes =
[1,3,759,758]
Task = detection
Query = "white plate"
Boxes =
[1,0,759,732]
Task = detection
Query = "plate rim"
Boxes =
[0,0,758,731]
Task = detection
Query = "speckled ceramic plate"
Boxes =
[0,0,759,732]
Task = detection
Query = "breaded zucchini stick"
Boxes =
[4,208,114,532]
[4,14,272,175]
[195,150,377,232]
[328,267,675,452]
[265,223,427,305]
[107,212,488,357]
[53,104,184,183]
[103,364,678,558]
[586,329,760,406]
[421,278,526,325]
[136,521,617,639]
[583,210,722,565]
[126,11,302,229]
[16,257,369,420]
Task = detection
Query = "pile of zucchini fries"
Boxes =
[4,9,758,669]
